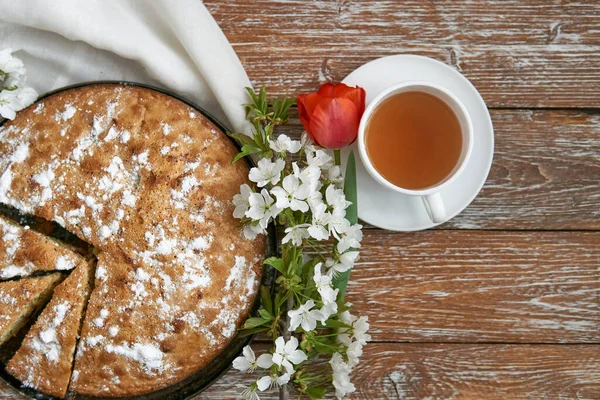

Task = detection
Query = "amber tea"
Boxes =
[364,91,463,190]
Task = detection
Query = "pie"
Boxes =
[0,84,264,397]
[0,215,84,279]
[6,260,94,398]
[0,273,62,346]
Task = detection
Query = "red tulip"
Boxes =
[297,83,366,149]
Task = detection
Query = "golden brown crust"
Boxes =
[0,84,265,397]
[0,273,63,345]
[0,215,85,279]
[6,260,94,398]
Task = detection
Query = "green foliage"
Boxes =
[305,386,328,398]
[232,87,364,398]
[228,86,295,164]
[332,150,357,300]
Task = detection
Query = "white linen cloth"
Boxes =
[0,0,252,134]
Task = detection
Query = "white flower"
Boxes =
[329,251,359,275]
[329,352,356,398]
[319,299,338,321]
[272,336,308,373]
[346,340,364,367]
[327,165,344,186]
[300,132,318,153]
[0,86,37,120]
[353,316,371,345]
[0,48,26,88]
[238,384,260,400]
[328,212,349,240]
[337,330,352,347]
[270,174,310,212]
[306,189,324,210]
[339,309,357,326]
[249,158,285,187]
[233,184,253,219]
[325,185,350,214]
[306,149,333,169]
[313,263,338,304]
[282,224,309,246]
[337,309,357,346]
[293,163,321,193]
[268,134,301,154]
[256,372,291,391]
[288,299,325,332]
[307,203,331,241]
[243,223,265,240]
[246,189,281,229]
[232,345,274,372]
[337,223,363,253]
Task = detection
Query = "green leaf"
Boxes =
[258,86,268,113]
[242,317,270,329]
[238,326,269,338]
[332,150,357,300]
[245,86,258,103]
[287,258,299,276]
[304,387,328,399]
[231,144,262,164]
[275,290,290,309]
[323,319,351,329]
[227,131,256,147]
[258,308,273,321]
[264,257,286,275]
[260,286,273,315]
[312,341,337,355]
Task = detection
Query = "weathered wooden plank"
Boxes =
[205,0,600,108]
[346,230,600,343]
[195,344,600,399]
[346,344,600,400]
[2,344,599,399]
[277,109,600,230]
[206,0,600,45]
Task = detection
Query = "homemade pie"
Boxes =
[0,84,264,397]
[0,215,84,279]
[0,273,62,346]
[7,260,94,398]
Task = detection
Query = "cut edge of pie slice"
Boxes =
[6,259,96,398]
[0,273,63,346]
[0,215,86,280]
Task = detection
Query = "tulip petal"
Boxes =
[298,92,322,118]
[298,93,323,143]
[309,97,360,148]
[333,84,366,115]
[317,82,335,97]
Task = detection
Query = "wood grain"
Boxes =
[205,0,600,108]
[346,230,600,343]
[197,344,600,399]
[2,1,600,399]
[279,109,600,230]
[345,344,600,400]
[2,343,599,399]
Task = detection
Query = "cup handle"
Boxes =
[422,192,446,223]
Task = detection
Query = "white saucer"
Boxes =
[341,55,494,231]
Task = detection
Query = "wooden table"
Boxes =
[198,1,600,398]
[1,1,598,399]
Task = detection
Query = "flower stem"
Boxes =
[333,148,341,166]
[279,294,294,400]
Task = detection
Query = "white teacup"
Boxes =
[357,81,474,224]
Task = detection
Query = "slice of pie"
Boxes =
[6,259,95,398]
[0,273,63,345]
[0,215,85,279]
